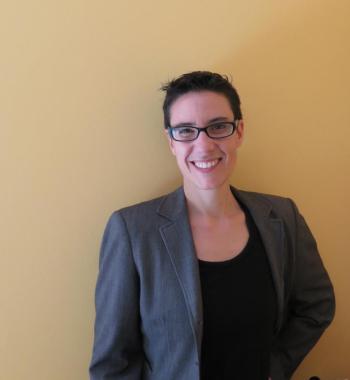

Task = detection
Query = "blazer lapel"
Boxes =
[157,187,203,358]
[232,187,285,332]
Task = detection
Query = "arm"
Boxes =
[89,212,143,380]
[270,200,335,380]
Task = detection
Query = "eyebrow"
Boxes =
[172,117,231,128]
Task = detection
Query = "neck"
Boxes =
[183,182,240,219]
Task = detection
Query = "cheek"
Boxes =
[224,145,238,165]
[175,152,188,167]
[173,144,191,160]
[174,150,192,173]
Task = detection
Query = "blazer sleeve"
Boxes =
[89,211,143,380]
[270,200,336,380]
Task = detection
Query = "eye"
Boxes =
[179,127,195,135]
[210,123,228,131]
[173,127,196,139]
[207,123,232,135]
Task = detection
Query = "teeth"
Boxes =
[193,159,219,169]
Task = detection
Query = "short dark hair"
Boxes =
[160,71,242,128]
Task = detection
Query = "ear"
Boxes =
[235,120,244,147]
[164,129,176,155]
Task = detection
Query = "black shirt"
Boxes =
[198,202,277,380]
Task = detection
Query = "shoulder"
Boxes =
[235,187,296,208]
[233,187,300,222]
[117,194,166,219]
[106,187,182,229]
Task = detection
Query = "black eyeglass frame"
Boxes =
[167,120,239,142]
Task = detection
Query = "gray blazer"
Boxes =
[89,187,335,380]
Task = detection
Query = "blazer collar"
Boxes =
[156,186,187,221]
[157,186,274,220]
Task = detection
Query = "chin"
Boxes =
[185,177,229,192]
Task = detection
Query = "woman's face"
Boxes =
[166,91,244,194]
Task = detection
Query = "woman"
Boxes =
[89,71,335,380]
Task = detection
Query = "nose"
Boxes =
[193,129,216,151]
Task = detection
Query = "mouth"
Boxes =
[190,158,222,170]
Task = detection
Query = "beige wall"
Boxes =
[1,1,349,379]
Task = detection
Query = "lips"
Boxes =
[190,158,222,169]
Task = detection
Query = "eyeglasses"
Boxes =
[168,121,238,142]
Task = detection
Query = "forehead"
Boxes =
[169,91,234,125]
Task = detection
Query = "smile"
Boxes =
[191,159,221,169]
